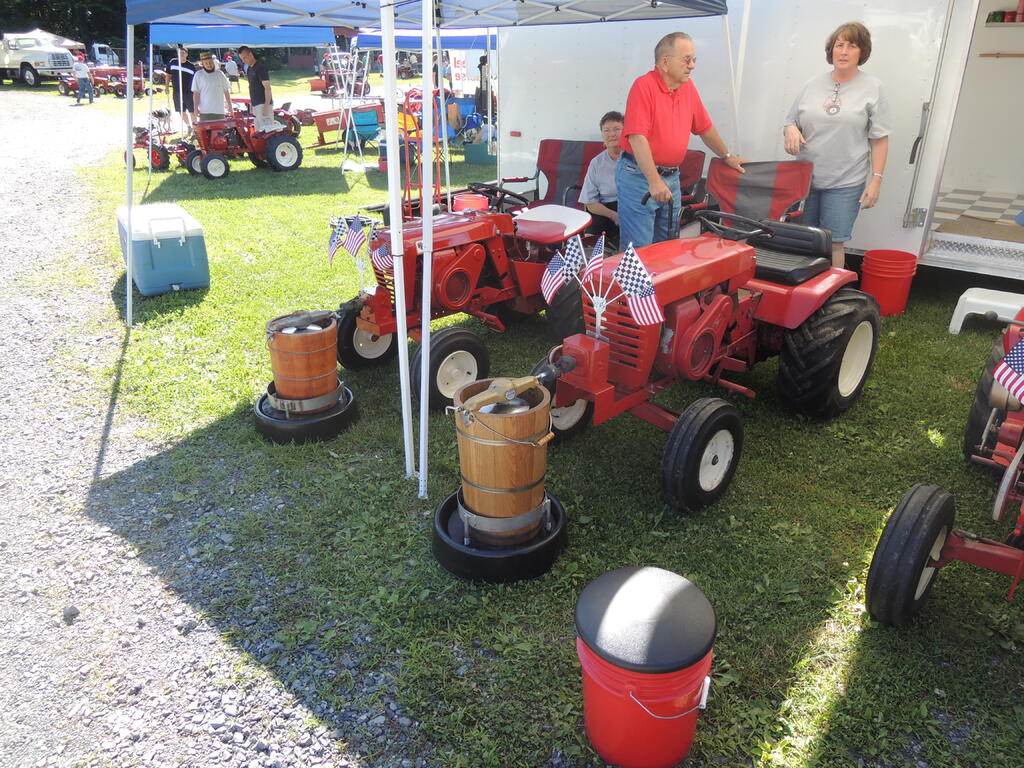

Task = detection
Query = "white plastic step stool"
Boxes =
[949,288,1024,334]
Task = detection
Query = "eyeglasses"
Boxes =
[824,81,841,115]
[668,55,698,65]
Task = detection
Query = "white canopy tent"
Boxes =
[123,0,741,499]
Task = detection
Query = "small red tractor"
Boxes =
[334,189,591,408]
[172,111,304,179]
[866,311,1024,627]
[531,211,881,512]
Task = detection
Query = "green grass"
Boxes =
[78,135,1024,767]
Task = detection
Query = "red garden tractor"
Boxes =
[334,194,592,408]
[531,210,881,512]
[171,112,303,179]
[866,311,1024,627]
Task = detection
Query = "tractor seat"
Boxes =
[752,249,831,286]
[514,205,591,245]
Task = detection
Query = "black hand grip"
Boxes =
[909,136,923,165]
[641,192,651,205]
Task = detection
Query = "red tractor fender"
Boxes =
[746,268,859,329]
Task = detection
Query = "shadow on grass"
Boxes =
[138,164,354,203]
[109,273,209,324]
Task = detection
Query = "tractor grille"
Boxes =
[49,52,71,68]
[583,292,659,391]
[372,266,396,303]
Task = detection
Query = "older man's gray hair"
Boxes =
[654,32,692,64]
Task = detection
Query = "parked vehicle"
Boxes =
[0,32,73,86]
[90,43,119,66]
[171,111,304,179]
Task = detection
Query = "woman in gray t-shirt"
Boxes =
[783,22,891,268]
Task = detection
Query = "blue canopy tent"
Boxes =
[123,0,738,497]
[149,23,335,47]
[355,28,496,51]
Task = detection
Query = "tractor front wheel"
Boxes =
[411,327,490,410]
[57,81,69,96]
[336,306,397,370]
[963,341,1005,464]
[546,282,585,342]
[185,149,203,176]
[778,288,880,418]
[866,484,954,627]
[661,398,743,512]
[266,134,303,172]
[530,356,592,443]
[201,152,230,180]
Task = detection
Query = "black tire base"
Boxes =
[254,384,358,444]
[432,490,567,583]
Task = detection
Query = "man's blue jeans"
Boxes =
[615,154,681,249]
[76,78,94,103]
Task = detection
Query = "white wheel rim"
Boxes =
[699,428,735,492]
[551,399,588,431]
[190,156,202,173]
[353,329,392,360]
[838,320,874,398]
[275,142,298,166]
[210,158,226,177]
[914,525,948,600]
[435,350,478,398]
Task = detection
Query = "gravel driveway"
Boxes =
[0,91,422,768]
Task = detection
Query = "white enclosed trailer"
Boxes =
[498,0,1024,278]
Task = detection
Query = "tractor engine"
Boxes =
[207,127,241,151]
[653,288,737,380]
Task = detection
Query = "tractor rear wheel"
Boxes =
[411,327,490,410]
[866,484,954,627]
[201,152,230,180]
[185,149,203,176]
[530,356,592,443]
[546,282,585,342]
[336,306,397,370]
[963,341,1005,463]
[661,398,743,512]
[152,145,170,171]
[266,134,303,172]
[778,288,880,418]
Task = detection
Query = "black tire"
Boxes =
[21,65,39,87]
[201,152,230,180]
[336,306,397,370]
[266,134,303,172]
[530,357,592,443]
[57,81,69,96]
[249,152,269,168]
[411,327,490,410]
[778,288,880,418]
[484,299,533,328]
[185,149,203,176]
[963,341,1005,461]
[546,281,586,342]
[176,142,195,167]
[254,385,358,445]
[432,490,567,583]
[661,398,743,512]
[153,145,170,171]
[866,484,954,627]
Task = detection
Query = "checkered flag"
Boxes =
[612,244,664,326]
[327,216,348,266]
[561,234,586,278]
[370,241,393,272]
[581,233,605,286]
[541,251,567,305]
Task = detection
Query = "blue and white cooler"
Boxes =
[116,203,210,296]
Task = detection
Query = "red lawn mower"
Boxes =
[532,210,881,512]
[866,312,1024,627]
[172,112,303,179]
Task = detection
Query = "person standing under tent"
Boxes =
[579,111,625,247]
[223,53,240,93]
[191,51,232,122]
[783,21,891,268]
[169,46,196,129]
[238,46,282,133]
[71,57,94,104]
[617,32,745,249]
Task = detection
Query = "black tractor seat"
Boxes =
[747,219,832,286]
[751,248,831,286]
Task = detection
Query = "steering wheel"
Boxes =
[467,182,531,212]
[696,210,772,242]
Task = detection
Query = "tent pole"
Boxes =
[417,0,436,499]
[734,0,751,110]
[125,23,135,327]
[491,29,498,176]
[380,1,415,479]
[721,14,741,154]
[435,29,451,211]
[147,43,154,182]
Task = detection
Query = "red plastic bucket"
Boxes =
[452,193,489,212]
[860,249,917,317]
[577,639,712,768]
[575,567,716,768]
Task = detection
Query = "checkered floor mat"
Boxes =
[933,188,1024,230]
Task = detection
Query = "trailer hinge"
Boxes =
[903,208,927,228]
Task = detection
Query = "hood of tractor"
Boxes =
[371,210,514,256]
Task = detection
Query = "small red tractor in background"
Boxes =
[866,311,1024,627]
[335,191,591,408]
[172,111,303,179]
[532,211,881,512]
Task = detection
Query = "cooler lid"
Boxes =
[116,203,204,240]
[575,566,716,674]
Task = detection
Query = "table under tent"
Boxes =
[123,0,743,498]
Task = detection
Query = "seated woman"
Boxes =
[579,111,623,248]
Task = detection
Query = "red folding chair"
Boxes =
[502,139,606,208]
[705,159,813,221]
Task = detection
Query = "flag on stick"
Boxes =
[562,234,587,278]
[995,339,1024,400]
[327,217,348,265]
[581,233,605,286]
[343,217,367,258]
[541,251,567,305]
[371,242,393,272]
[612,244,664,326]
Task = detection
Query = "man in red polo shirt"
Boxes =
[617,32,745,248]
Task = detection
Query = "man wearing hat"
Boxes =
[191,51,232,122]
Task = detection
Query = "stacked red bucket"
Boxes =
[575,566,716,768]
[860,249,918,317]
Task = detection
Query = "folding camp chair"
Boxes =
[705,158,813,221]
[345,109,381,150]
[502,139,606,208]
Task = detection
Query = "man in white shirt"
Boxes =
[71,59,94,104]
[223,54,240,93]
[191,51,232,121]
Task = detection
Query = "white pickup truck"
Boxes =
[0,33,73,87]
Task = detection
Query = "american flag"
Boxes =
[370,242,393,272]
[541,251,566,305]
[343,217,367,258]
[612,244,664,326]
[562,235,586,277]
[581,233,605,286]
[327,217,348,265]
[995,339,1024,400]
